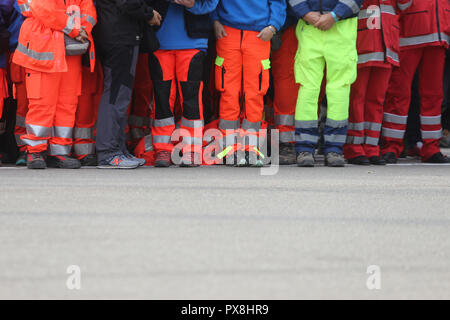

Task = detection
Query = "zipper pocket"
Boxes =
[222,66,226,90]
[258,71,263,91]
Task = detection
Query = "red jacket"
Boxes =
[13,0,97,73]
[397,0,450,50]
[357,0,400,68]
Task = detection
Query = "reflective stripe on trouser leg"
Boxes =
[275,114,295,143]
[180,118,204,154]
[153,117,175,152]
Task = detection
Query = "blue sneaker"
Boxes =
[97,154,140,169]
[125,153,146,166]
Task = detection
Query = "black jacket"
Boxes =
[94,0,155,48]
[149,0,211,39]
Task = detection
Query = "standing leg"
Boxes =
[363,66,392,160]
[418,46,446,161]
[381,47,422,159]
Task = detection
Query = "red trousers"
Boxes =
[271,26,299,144]
[216,26,271,150]
[22,55,82,155]
[73,62,103,159]
[10,61,29,152]
[127,53,153,151]
[150,49,205,154]
[0,68,7,119]
[381,46,445,160]
[344,65,392,159]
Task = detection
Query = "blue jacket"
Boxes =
[289,0,364,20]
[211,0,286,32]
[0,0,23,68]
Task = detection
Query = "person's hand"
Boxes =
[76,29,89,43]
[174,0,195,8]
[148,10,162,26]
[303,11,321,25]
[314,13,336,31]
[257,26,276,42]
[214,20,227,39]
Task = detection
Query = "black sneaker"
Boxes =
[47,155,81,169]
[279,143,296,165]
[347,156,370,166]
[27,152,47,169]
[154,151,171,167]
[80,154,98,167]
[382,152,398,164]
[423,152,450,164]
[369,156,386,166]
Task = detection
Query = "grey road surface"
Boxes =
[1,158,450,299]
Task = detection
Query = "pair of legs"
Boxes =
[149,49,205,166]
[22,55,82,168]
[344,65,392,162]
[294,18,358,165]
[381,46,446,161]
[215,26,270,165]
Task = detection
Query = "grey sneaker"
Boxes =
[279,143,296,165]
[297,152,315,167]
[97,154,140,169]
[126,153,146,166]
[325,152,345,167]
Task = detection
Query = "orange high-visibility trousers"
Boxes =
[215,26,271,150]
[272,26,299,144]
[22,55,82,155]
[73,62,103,159]
[149,49,205,155]
[128,53,153,151]
[11,60,29,152]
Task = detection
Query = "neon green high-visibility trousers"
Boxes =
[294,18,358,155]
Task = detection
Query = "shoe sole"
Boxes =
[27,163,47,169]
[154,161,171,168]
[297,160,315,167]
[96,165,139,169]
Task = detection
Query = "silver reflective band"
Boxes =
[348,122,364,131]
[346,135,364,144]
[365,122,382,131]
[365,136,379,146]
[295,133,319,144]
[383,112,407,125]
[49,144,72,156]
[17,43,54,61]
[420,115,441,126]
[16,115,26,127]
[397,0,413,11]
[74,127,93,140]
[358,9,378,20]
[295,120,318,129]
[325,134,347,144]
[400,33,443,47]
[74,143,95,156]
[219,119,240,130]
[26,123,51,137]
[22,138,47,147]
[279,131,295,143]
[144,134,153,152]
[81,14,96,27]
[181,136,203,146]
[382,127,405,139]
[275,114,294,126]
[380,4,396,15]
[358,52,385,64]
[340,0,361,14]
[131,128,145,140]
[326,119,348,128]
[242,119,261,131]
[181,118,204,128]
[386,48,399,63]
[53,126,73,139]
[63,15,79,35]
[421,130,442,140]
[129,115,151,127]
[153,135,172,144]
[19,0,32,13]
[153,117,175,127]
[289,0,307,6]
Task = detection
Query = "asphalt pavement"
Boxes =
[0,155,449,299]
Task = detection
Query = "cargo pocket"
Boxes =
[25,71,41,99]
[258,59,271,95]
[10,60,25,83]
[215,56,225,92]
